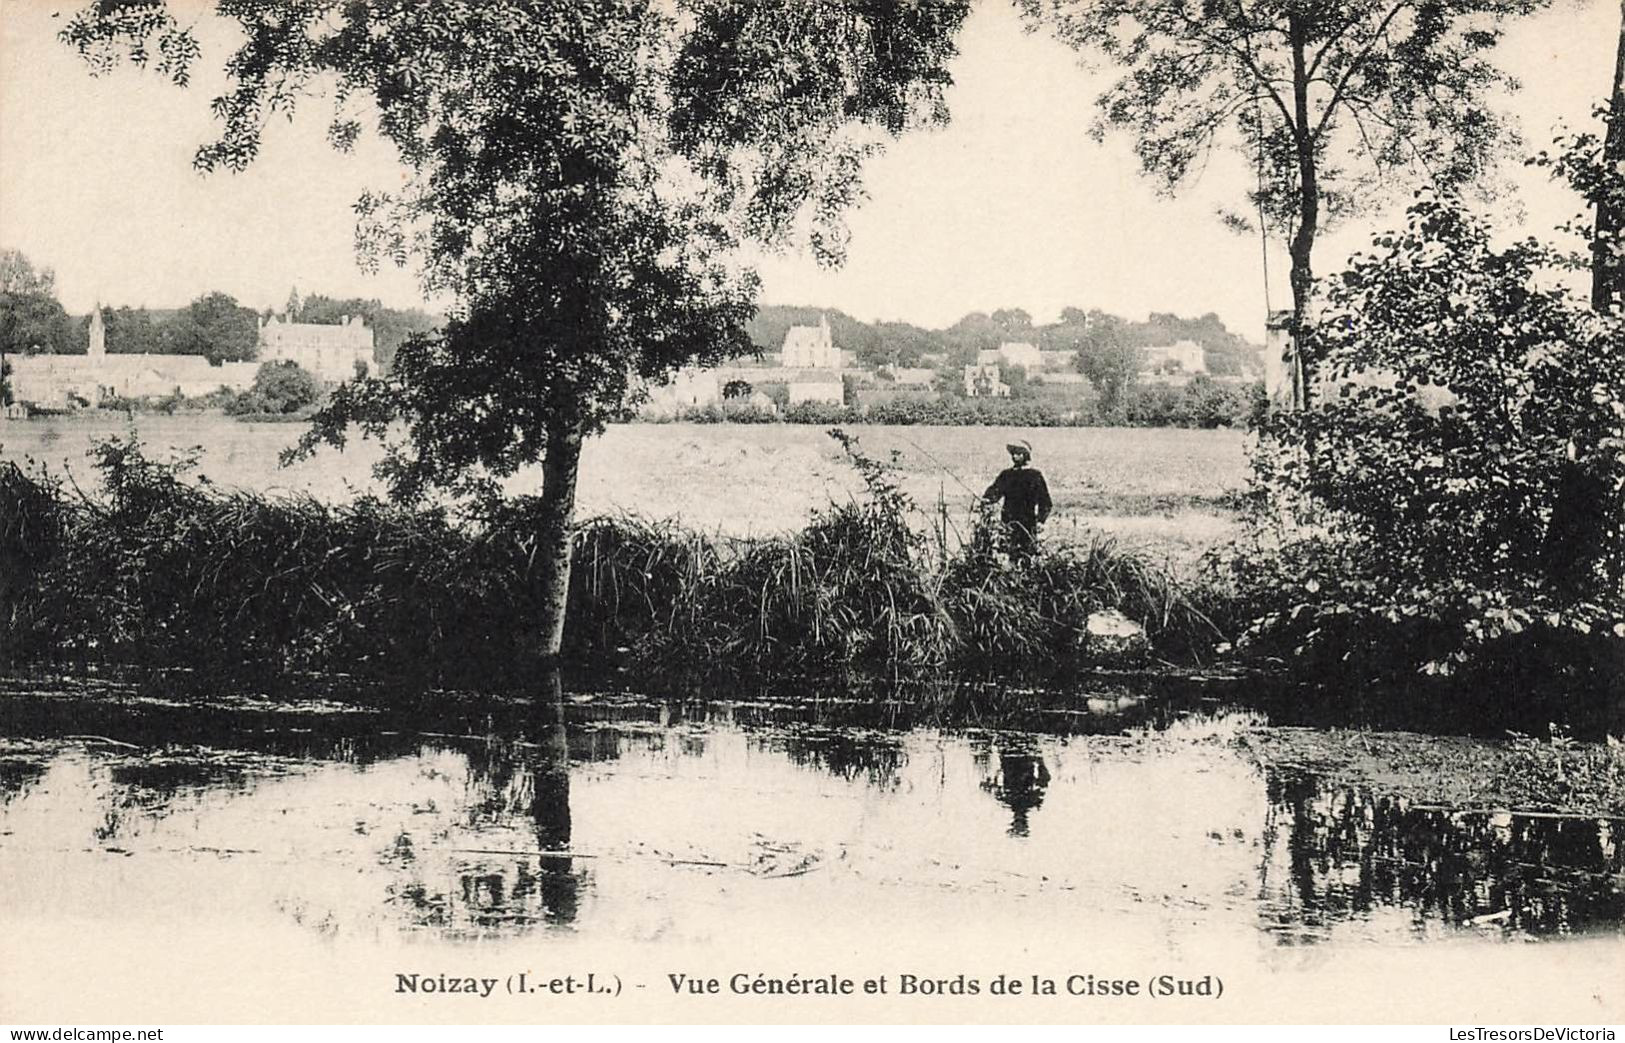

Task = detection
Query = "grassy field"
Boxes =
[0,415,1251,564]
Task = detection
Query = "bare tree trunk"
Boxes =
[1288,10,1319,412]
[1595,0,1625,312]
[534,417,584,661]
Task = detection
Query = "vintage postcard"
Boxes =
[1,0,1622,1028]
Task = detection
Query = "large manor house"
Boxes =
[7,309,376,410]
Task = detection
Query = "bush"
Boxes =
[227,360,321,416]
[1124,376,1258,428]
[638,383,1256,428]
[0,435,542,683]
[1223,195,1625,689]
[720,399,777,423]
[782,400,854,424]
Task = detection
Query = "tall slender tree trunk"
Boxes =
[534,417,584,661]
[1595,0,1625,313]
[1288,10,1319,412]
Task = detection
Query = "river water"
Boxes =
[1,678,1621,1022]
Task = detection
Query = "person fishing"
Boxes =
[982,438,1052,556]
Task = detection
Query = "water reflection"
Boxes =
[0,691,1622,952]
[0,757,47,804]
[775,728,907,788]
[1258,772,1625,943]
[389,671,582,933]
[973,735,1052,837]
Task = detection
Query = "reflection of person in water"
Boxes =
[978,739,1051,837]
[995,752,1051,837]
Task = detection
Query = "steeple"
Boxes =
[88,304,106,359]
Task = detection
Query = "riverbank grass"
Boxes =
[0,432,1223,688]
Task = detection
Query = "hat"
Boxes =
[1006,439,1032,456]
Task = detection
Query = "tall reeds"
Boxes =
[0,432,1225,690]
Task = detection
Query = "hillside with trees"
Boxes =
[749,303,1263,375]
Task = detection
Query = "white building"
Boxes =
[779,314,842,369]
[6,354,102,409]
[964,363,1010,397]
[996,341,1043,371]
[6,306,256,409]
[788,379,843,405]
[258,313,376,383]
[639,366,721,416]
[1143,339,1207,375]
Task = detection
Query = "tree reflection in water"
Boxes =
[6,690,1624,949]
[389,669,581,933]
[1257,771,1625,942]
[0,757,49,806]
[777,728,907,788]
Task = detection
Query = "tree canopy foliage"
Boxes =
[1021,0,1547,406]
[161,291,259,364]
[0,249,77,356]
[1531,103,1625,314]
[227,360,323,416]
[62,0,970,656]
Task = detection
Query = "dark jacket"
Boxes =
[983,466,1052,529]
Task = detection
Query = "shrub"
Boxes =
[720,399,777,423]
[782,400,854,424]
[227,360,321,416]
[1225,195,1625,689]
[0,435,537,683]
[1123,376,1258,428]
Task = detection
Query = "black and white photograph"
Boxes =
[1,0,1622,1028]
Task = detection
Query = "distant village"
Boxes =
[4,307,375,415]
[3,305,1266,425]
[642,313,1261,419]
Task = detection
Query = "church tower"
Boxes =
[88,305,106,360]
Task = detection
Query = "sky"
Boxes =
[0,0,1618,341]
